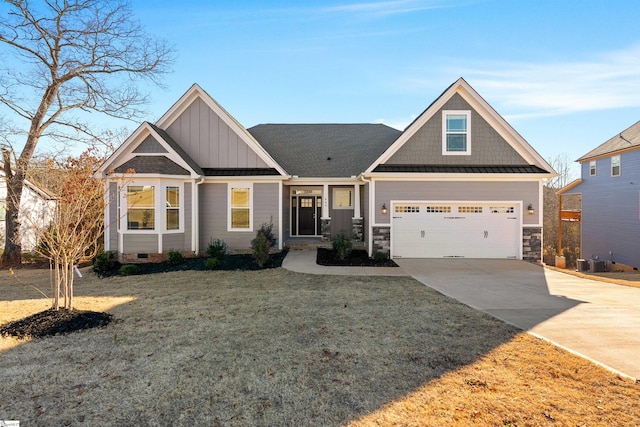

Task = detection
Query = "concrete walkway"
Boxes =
[282,250,407,276]
[282,251,640,380]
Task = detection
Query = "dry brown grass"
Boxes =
[1,267,639,426]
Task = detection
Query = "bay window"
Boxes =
[124,182,183,232]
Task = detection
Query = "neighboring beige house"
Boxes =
[96,78,556,263]
[0,165,57,252]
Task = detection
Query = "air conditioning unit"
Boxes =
[589,259,605,273]
[576,259,588,272]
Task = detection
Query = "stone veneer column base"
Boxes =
[351,218,364,242]
[372,226,391,255]
[321,218,331,242]
[523,227,542,263]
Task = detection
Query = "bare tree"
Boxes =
[0,0,173,266]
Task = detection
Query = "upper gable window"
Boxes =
[442,110,471,155]
[589,160,596,176]
[611,155,621,177]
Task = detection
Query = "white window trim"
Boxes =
[228,182,254,232]
[442,110,471,156]
[121,180,185,233]
[589,160,596,176]
[611,155,621,177]
[332,187,353,210]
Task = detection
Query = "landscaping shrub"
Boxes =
[251,222,275,268]
[93,251,115,275]
[204,257,219,270]
[167,249,184,266]
[373,251,389,263]
[332,232,352,260]
[206,239,228,260]
[119,264,140,276]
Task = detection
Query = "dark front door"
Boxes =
[298,196,316,235]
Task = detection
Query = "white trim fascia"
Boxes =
[96,122,201,178]
[156,84,289,177]
[364,173,552,182]
[203,176,287,183]
[365,78,556,174]
[286,177,362,185]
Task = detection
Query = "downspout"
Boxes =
[193,176,205,255]
[358,173,373,255]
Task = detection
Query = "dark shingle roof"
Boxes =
[148,123,204,176]
[577,120,640,161]
[203,168,280,176]
[373,164,549,174]
[248,124,401,177]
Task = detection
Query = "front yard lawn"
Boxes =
[1,267,639,426]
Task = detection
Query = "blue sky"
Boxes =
[9,0,640,177]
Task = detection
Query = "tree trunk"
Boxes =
[1,155,25,267]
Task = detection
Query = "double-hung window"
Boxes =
[589,160,596,176]
[127,185,155,230]
[442,110,471,155]
[611,155,621,177]
[229,184,252,231]
[166,186,180,230]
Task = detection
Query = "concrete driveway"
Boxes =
[396,258,640,380]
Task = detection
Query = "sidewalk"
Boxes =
[282,250,407,276]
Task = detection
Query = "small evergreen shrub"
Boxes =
[204,257,219,270]
[93,251,115,275]
[251,222,275,268]
[206,239,228,260]
[120,264,140,276]
[167,249,184,266]
[332,232,352,260]
[373,251,389,263]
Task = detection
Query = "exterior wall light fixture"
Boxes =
[381,203,388,214]
[527,203,535,215]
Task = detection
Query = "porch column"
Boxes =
[353,183,361,219]
[322,184,329,218]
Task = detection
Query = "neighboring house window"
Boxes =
[127,185,155,230]
[442,110,471,155]
[611,155,621,176]
[333,188,353,209]
[166,186,180,230]
[229,185,252,230]
[589,160,596,176]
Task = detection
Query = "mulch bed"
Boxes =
[97,248,289,277]
[316,247,398,267]
[0,309,113,339]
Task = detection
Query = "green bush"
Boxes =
[167,249,184,266]
[204,257,219,270]
[120,264,140,276]
[373,251,389,263]
[93,251,115,274]
[251,223,275,268]
[332,232,352,260]
[206,239,228,260]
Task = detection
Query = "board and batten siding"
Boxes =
[165,97,270,169]
[578,150,640,267]
[387,93,527,166]
[198,182,280,252]
[108,182,118,252]
[123,234,158,254]
[374,180,539,225]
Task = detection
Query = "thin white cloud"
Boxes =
[375,115,417,130]
[452,45,640,119]
[322,0,463,17]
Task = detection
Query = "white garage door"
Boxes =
[391,202,520,259]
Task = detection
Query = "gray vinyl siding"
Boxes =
[163,233,186,252]
[387,93,528,166]
[282,185,290,239]
[165,97,270,169]
[133,135,168,153]
[374,180,539,224]
[578,150,640,267]
[123,234,158,253]
[329,186,354,238]
[198,182,280,252]
[108,182,118,252]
